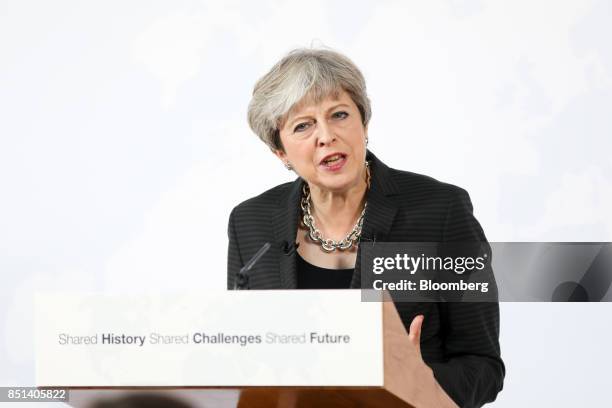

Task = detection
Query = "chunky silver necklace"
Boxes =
[300,164,369,252]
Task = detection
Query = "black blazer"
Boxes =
[227,151,505,407]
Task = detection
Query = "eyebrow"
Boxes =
[286,103,351,129]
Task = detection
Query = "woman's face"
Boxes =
[275,89,368,193]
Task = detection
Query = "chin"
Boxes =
[315,173,361,193]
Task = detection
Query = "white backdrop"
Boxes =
[1,1,611,406]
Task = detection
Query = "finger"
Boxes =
[408,315,424,354]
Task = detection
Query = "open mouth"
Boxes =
[319,153,347,170]
[320,153,346,165]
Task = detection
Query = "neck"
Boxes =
[307,168,369,240]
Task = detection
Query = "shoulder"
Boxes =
[229,180,295,221]
[386,166,469,205]
[379,166,485,242]
[367,151,468,203]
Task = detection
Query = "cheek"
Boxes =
[348,127,366,149]
[286,142,314,166]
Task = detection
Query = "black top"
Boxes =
[296,252,354,289]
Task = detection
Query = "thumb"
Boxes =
[408,314,424,356]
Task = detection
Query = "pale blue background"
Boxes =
[1,0,611,406]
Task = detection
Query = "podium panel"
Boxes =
[35,290,430,407]
[36,290,383,387]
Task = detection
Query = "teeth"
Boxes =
[324,154,342,163]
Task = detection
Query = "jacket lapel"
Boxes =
[351,152,399,288]
[273,178,303,289]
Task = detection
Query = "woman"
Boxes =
[227,48,504,407]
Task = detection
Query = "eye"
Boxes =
[332,111,349,120]
[293,121,311,133]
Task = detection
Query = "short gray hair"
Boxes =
[247,48,371,151]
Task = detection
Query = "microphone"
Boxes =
[282,241,300,256]
[233,242,271,290]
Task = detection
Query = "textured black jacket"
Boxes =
[227,151,505,407]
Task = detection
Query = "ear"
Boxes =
[273,148,287,164]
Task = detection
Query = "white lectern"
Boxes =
[36,290,435,408]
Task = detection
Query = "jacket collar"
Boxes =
[273,150,399,289]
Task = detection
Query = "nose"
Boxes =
[316,121,336,147]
